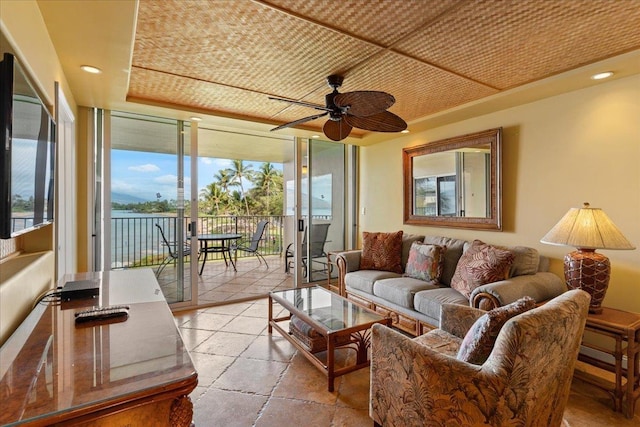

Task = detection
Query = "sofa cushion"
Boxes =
[450,240,515,299]
[413,287,469,321]
[373,277,440,309]
[413,329,462,357]
[457,296,536,364]
[404,242,446,282]
[501,245,540,277]
[467,244,539,277]
[401,234,425,268]
[345,270,401,295]
[422,236,467,286]
[360,231,404,273]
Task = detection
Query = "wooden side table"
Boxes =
[574,307,640,418]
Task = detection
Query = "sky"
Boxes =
[111,149,283,202]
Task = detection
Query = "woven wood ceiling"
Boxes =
[128,0,640,139]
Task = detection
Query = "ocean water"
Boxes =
[110,210,182,268]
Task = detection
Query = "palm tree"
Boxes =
[228,159,254,215]
[214,169,233,196]
[199,182,224,214]
[228,190,244,215]
[254,162,281,214]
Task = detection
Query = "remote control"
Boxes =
[75,305,130,323]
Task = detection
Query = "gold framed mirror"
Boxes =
[403,128,502,230]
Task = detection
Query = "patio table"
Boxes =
[198,233,242,274]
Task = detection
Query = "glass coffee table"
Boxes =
[268,285,391,392]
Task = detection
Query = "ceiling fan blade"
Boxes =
[334,91,396,117]
[323,119,353,141]
[271,112,328,132]
[268,96,332,112]
[344,111,407,132]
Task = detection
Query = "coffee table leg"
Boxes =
[352,330,371,365]
[327,333,335,392]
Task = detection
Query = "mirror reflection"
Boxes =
[413,146,490,217]
[403,128,502,230]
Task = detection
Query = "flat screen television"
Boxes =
[0,52,55,239]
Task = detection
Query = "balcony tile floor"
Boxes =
[157,255,295,305]
[163,256,639,426]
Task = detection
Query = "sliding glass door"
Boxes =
[97,110,352,305]
[286,138,346,284]
[109,112,193,304]
[306,139,345,283]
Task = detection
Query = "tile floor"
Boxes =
[158,255,296,305]
[173,297,640,427]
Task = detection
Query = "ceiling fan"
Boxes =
[269,75,407,141]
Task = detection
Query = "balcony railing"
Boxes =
[111,214,285,269]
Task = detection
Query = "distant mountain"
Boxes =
[111,192,149,205]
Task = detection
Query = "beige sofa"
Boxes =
[335,234,565,336]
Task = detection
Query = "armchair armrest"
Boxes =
[470,272,565,311]
[371,324,489,426]
[439,303,485,339]
[335,250,361,296]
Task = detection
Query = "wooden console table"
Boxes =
[574,306,640,419]
[0,269,198,426]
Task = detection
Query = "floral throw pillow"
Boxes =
[457,296,536,365]
[360,231,404,273]
[404,242,446,282]
[450,240,515,299]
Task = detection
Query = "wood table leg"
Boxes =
[169,395,194,427]
[327,333,335,392]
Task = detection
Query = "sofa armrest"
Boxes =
[371,324,486,426]
[439,303,485,339]
[470,272,565,311]
[335,250,361,296]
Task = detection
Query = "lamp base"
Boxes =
[564,249,610,314]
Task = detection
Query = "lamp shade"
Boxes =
[540,203,635,250]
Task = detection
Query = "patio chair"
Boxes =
[155,224,191,277]
[285,223,330,277]
[233,220,269,267]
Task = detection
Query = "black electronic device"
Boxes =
[60,279,100,300]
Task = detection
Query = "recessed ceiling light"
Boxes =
[591,71,613,80]
[80,65,102,74]
[311,135,320,139]
[189,116,202,122]
[401,129,410,134]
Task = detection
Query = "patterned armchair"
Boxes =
[370,290,590,427]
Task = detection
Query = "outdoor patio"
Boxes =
[156,254,296,305]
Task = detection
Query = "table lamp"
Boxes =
[541,202,635,314]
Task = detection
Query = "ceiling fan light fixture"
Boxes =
[269,75,407,140]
